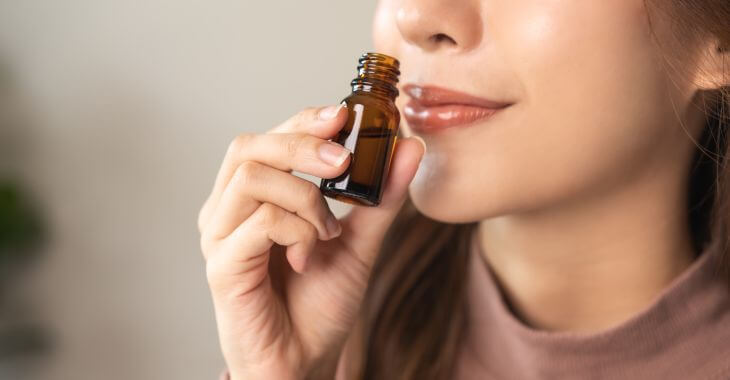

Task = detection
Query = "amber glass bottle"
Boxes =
[319,52,401,207]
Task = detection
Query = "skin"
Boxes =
[199,1,727,379]
[374,0,727,332]
[373,0,720,331]
[199,104,424,380]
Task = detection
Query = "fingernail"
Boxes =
[318,102,346,120]
[318,142,350,167]
[326,213,341,237]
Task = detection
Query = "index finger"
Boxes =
[268,102,347,136]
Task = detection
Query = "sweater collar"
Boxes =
[461,228,730,379]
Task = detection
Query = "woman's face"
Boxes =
[373,0,708,223]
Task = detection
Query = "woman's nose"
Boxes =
[395,0,482,53]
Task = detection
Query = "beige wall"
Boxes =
[0,1,373,379]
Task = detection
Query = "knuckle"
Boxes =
[284,134,306,158]
[254,202,282,229]
[298,106,318,121]
[287,108,309,128]
[227,133,254,156]
[232,161,260,187]
[286,107,318,130]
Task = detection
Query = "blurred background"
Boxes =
[0,1,372,379]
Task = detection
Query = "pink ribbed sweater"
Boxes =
[454,230,730,379]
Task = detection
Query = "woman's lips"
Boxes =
[402,83,512,133]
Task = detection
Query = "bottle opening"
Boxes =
[351,52,401,99]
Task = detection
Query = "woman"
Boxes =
[197,0,730,379]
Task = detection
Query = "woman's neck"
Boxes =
[477,165,697,333]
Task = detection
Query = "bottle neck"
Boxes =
[351,81,398,101]
[350,52,400,102]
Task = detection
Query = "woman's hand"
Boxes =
[197,104,425,380]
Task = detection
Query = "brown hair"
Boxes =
[342,1,730,379]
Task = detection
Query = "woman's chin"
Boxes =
[407,184,484,224]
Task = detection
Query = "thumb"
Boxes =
[338,135,426,262]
